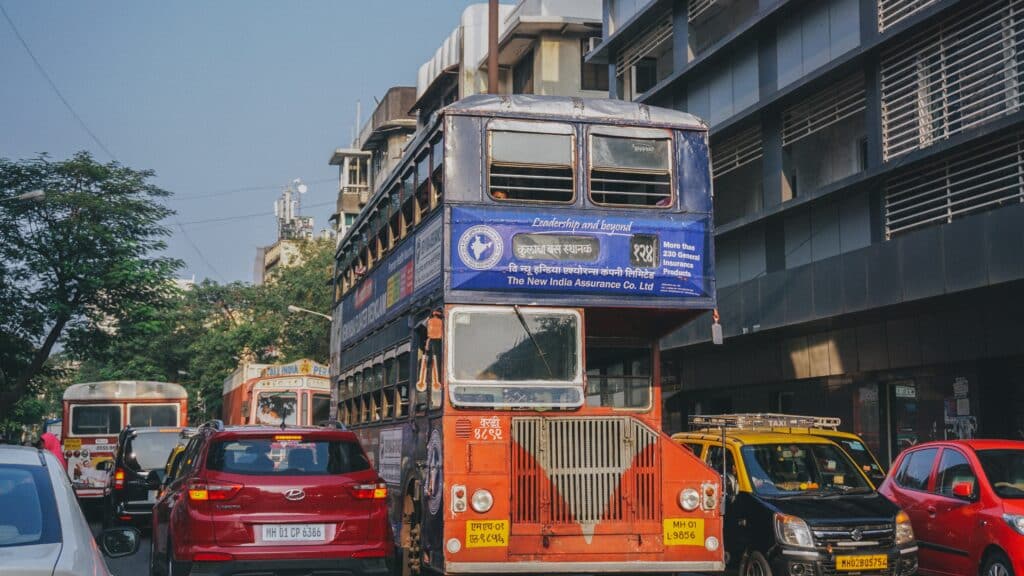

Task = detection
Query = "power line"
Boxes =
[177,200,336,226]
[172,178,336,201]
[0,3,116,161]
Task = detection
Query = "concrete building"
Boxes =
[255,180,317,284]
[412,0,605,121]
[590,0,1024,461]
[328,147,370,240]
[360,87,418,194]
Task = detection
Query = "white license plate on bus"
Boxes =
[261,524,327,543]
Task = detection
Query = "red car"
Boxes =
[879,439,1024,576]
[150,421,392,576]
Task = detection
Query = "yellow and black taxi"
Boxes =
[673,414,918,576]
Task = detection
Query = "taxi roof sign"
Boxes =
[689,413,842,431]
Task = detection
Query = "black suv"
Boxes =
[103,426,191,527]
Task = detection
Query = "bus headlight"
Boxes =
[471,489,493,513]
[679,488,700,511]
[895,511,915,545]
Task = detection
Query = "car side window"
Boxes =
[935,449,976,497]
[895,448,938,490]
[686,443,704,457]
[176,436,203,480]
[706,445,737,476]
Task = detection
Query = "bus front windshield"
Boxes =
[255,392,298,426]
[449,307,582,409]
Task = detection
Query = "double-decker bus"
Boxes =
[222,358,332,426]
[331,95,721,575]
[61,380,188,499]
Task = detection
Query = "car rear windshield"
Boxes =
[206,437,371,476]
[127,431,183,471]
[977,449,1024,498]
[0,464,62,547]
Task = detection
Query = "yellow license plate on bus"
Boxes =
[466,520,509,548]
[662,518,704,546]
[63,438,82,451]
[836,555,888,571]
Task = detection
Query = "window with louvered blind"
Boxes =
[878,0,940,32]
[488,125,575,204]
[589,129,673,208]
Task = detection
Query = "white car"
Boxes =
[0,445,139,575]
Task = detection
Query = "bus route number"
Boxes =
[663,518,704,546]
[466,520,509,548]
[473,416,503,440]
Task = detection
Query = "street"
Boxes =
[85,506,150,576]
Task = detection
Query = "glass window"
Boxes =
[706,446,737,478]
[254,392,298,426]
[0,465,61,547]
[590,135,672,207]
[585,344,651,409]
[449,307,583,409]
[895,448,938,491]
[311,394,331,425]
[741,442,872,495]
[489,130,574,203]
[206,437,370,476]
[935,449,976,497]
[581,38,609,91]
[128,404,178,427]
[125,430,182,471]
[430,138,444,207]
[71,405,121,435]
[976,449,1024,498]
[832,437,886,487]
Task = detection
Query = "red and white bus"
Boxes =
[222,359,332,426]
[61,380,188,499]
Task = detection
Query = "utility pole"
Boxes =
[488,0,499,95]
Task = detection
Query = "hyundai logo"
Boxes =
[283,489,305,501]
[850,527,864,541]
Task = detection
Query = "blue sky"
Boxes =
[0,1,484,282]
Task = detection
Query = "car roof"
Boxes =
[206,426,359,441]
[908,439,1024,451]
[0,445,46,467]
[674,430,839,446]
[127,426,192,434]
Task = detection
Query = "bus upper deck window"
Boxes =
[488,130,574,203]
[590,134,672,207]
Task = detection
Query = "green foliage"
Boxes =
[0,152,181,438]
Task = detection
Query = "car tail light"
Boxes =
[114,468,126,490]
[351,482,388,499]
[193,552,234,562]
[188,481,243,502]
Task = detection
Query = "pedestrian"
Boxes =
[37,432,66,470]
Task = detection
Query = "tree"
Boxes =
[0,152,181,437]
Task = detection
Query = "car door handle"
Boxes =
[927,506,936,517]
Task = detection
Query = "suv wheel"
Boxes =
[983,551,1014,576]
[740,550,773,576]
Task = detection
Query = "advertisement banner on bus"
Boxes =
[450,206,711,299]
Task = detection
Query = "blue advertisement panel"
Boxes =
[450,206,712,300]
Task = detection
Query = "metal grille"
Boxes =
[615,13,673,76]
[880,0,1024,160]
[878,0,941,32]
[489,165,574,202]
[711,123,763,178]
[590,170,672,206]
[511,417,659,533]
[885,130,1024,238]
[688,0,718,23]
[812,523,895,548]
[782,74,866,147]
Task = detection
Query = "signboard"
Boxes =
[894,382,917,399]
[377,428,403,486]
[261,359,329,378]
[450,207,711,299]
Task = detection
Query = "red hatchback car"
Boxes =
[150,421,392,576]
[879,440,1024,576]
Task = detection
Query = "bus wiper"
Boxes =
[513,305,554,379]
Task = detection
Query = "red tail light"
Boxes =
[188,481,243,502]
[351,482,388,499]
[114,468,125,490]
[193,552,234,562]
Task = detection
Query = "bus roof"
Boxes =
[63,381,188,401]
[445,94,708,131]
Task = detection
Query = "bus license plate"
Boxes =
[662,518,704,546]
[261,524,326,543]
[465,520,509,548]
[836,555,888,571]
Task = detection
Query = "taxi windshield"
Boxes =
[741,442,872,496]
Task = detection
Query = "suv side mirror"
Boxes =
[952,481,975,499]
[99,527,141,558]
[146,469,167,490]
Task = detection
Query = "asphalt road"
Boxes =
[85,504,151,576]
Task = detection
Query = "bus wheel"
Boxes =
[400,492,422,576]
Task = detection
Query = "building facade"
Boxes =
[592,0,1024,463]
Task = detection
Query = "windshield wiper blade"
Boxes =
[513,305,554,379]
